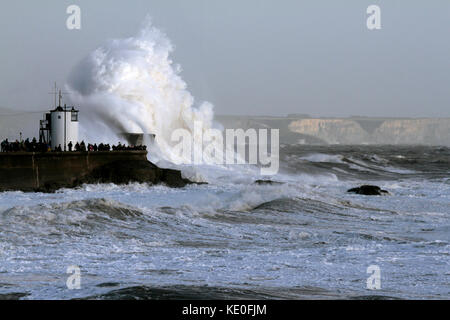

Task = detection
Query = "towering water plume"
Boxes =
[67,18,215,164]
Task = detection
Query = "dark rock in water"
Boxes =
[36,160,193,192]
[254,179,283,186]
[160,168,195,188]
[0,292,29,300]
[96,282,121,288]
[347,185,389,196]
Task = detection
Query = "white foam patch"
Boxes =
[67,17,217,166]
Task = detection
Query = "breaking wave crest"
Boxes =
[0,198,144,236]
[67,17,216,165]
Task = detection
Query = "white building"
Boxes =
[49,105,79,151]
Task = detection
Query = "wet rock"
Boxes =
[96,282,121,288]
[160,168,194,188]
[347,185,389,196]
[0,292,29,300]
[253,180,283,186]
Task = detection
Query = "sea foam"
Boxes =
[67,17,216,165]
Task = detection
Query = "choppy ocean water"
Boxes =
[0,145,448,299]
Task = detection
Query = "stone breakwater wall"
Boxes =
[0,151,189,192]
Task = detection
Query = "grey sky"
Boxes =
[0,0,449,117]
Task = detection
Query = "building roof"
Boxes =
[51,106,79,112]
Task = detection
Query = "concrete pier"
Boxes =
[0,151,149,192]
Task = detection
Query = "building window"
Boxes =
[71,112,78,122]
[58,115,61,119]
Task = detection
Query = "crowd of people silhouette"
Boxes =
[1,138,146,153]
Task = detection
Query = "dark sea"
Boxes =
[0,145,448,299]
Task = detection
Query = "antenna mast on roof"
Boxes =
[48,82,69,108]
